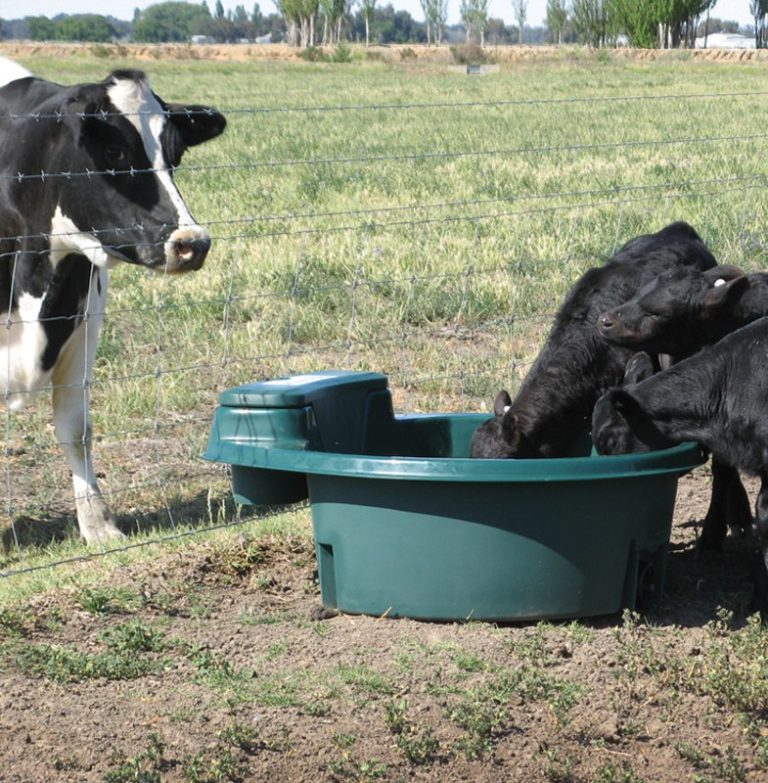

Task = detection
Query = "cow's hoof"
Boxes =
[77,499,126,546]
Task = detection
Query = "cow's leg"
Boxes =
[51,271,123,545]
[698,459,750,552]
[697,458,730,552]
[752,473,768,616]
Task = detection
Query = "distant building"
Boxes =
[695,33,755,49]
[191,34,215,44]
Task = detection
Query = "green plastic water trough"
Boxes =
[203,370,705,622]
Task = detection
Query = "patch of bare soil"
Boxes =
[1,464,766,783]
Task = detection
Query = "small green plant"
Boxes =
[592,761,645,783]
[447,692,507,760]
[182,748,241,783]
[336,663,394,696]
[219,723,261,754]
[383,699,439,764]
[13,641,159,683]
[541,747,577,782]
[399,46,417,60]
[78,586,138,615]
[690,613,768,715]
[99,620,166,653]
[0,607,29,638]
[103,733,167,783]
[327,756,387,782]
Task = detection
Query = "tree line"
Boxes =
[0,0,753,47]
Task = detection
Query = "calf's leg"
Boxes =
[752,474,768,617]
[698,459,751,553]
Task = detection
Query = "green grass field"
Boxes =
[2,50,768,783]
[3,48,768,574]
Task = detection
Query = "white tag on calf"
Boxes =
[714,278,726,287]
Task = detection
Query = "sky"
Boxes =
[4,0,756,28]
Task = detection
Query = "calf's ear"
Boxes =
[166,103,227,146]
[702,266,748,314]
[622,352,655,385]
[492,390,512,417]
[500,411,524,451]
[609,389,642,419]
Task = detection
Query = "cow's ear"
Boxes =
[492,390,512,417]
[500,411,524,451]
[703,265,745,284]
[166,103,227,147]
[610,389,642,419]
[702,266,748,313]
[622,352,655,385]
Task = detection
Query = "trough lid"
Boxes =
[218,370,389,408]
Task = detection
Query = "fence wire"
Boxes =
[2,85,767,578]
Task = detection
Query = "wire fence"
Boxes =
[3,81,768,578]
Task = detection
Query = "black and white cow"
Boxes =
[0,58,226,544]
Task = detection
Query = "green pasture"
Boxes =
[3,49,768,572]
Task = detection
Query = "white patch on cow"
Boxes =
[503,405,511,414]
[0,56,32,89]
[714,278,727,287]
[107,77,195,226]
[1,293,47,409]
[50,207,118,270]
[107,75,210,267]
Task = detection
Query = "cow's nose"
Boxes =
[598,312,615,332]
[174,235,211,270]
[166,228,211,272]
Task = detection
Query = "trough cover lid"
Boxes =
[218,370,389,408]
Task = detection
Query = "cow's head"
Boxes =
[596,265,747,355]
[42,70,226,273]
[591,351,657,455]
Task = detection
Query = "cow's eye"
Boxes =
[104,145,128,165]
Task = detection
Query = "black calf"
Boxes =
[592,317,768,611]
[470,221,717,459]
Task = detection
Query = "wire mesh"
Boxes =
[2,81,768,576]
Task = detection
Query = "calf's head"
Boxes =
[591,351,678,456]
[27,70,226,273]
[469,390,561,459]
[596,265,747,355]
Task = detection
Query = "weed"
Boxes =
[99,620,166,653]
[690,613,768,715]
[103,733,167,783]
[331,733,356,749]
[78,586,137,615]
[327,756,387,782]
[451,649,487,673]
[383,699,440,764]
[182,748,242,783]
[187,646,255,699]
[0,607,29,638]
[592,761,646,783]
[13,641,160,683]
[447,691,507,760]
[336,663,394,696]
[218,723,261,754]
[541,747,578,782]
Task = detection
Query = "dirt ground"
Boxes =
[0,464,766,783]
